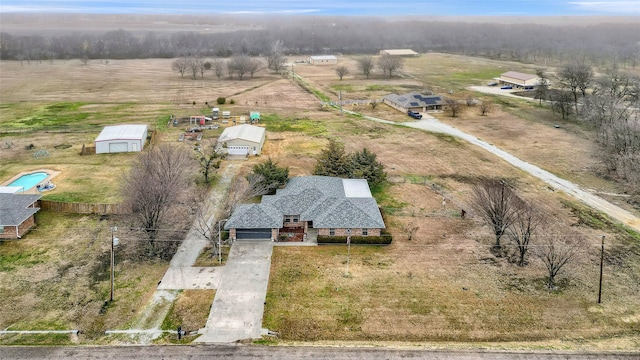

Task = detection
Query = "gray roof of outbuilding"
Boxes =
[225,176,385,230]
[0,193,42,226]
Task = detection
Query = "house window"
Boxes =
[329,228,335,236]
[284,215,300,223]
[362,228,368,236]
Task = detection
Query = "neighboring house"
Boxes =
[495,71,546,89]
[379,49,419,57]
[95,124,148,154]
[0,193,42,239]
[384,92,444,113]
[308,55,338,65]
[217,124,266,156]
[225,176,386,241]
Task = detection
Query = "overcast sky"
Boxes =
[1,0,639,15]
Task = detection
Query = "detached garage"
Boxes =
[217,124,266,156]
[95,124,148,154]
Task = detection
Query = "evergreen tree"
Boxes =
[250,158,289,194]
[350,148,387,187]
[313,140,352,177]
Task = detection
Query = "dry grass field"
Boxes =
[1,54,639,349]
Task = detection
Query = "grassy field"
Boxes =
[1,54,639,349]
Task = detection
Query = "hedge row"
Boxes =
[317,233,392,245]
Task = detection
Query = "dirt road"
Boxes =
[354,111,640,234]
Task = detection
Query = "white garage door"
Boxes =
[109,142,128,153]
[227,146,249,155]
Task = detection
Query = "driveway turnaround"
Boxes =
[196,240,274,343]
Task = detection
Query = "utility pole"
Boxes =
[110,226,118,302]
[598,235,605,304]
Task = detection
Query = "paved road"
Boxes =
[354,109,640,234]
[2,345,637,360]
[196,241,274,343]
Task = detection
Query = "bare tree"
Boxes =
[470,178,519,250]
[401,221,419,241]
[507,200,543,266]
[227,55,252,80]
[550,90,574,120]
[335,65,349,80]
[189,187,221,260]
[534,68,549,105]
[195,139,224,184]
[266,40,287,73]
[188,56,204,80]
[247,57,263,78]
[558,63,593,115]
[356,56,375,78]
[80,55,89,65]
[211,58,225,80]
[479,100,493,116]
[535,232,584,289]
[171,57,188,78]
[122,144,196,259]
[378,53,403,78]
[220,173,271,220]
[446,98,462,118]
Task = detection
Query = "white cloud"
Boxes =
[569,1,640,14]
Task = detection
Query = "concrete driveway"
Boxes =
[195,240,274,343]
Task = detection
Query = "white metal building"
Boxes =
[95,124,148,154]
[308,55,338,65]
[217,124,266,156]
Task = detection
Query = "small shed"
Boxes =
[250,112,260,124]
[95,124,147,154]
[308,55,338,65]
[217,124,266,156]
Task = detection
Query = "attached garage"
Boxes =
[235,228,272,240]
[95,124,148,154]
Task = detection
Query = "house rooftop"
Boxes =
[0,193,42,226]
[384,92,443,109]
[500,71,538,81]
[225,176,385,230]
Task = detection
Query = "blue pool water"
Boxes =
[8,172,49,190]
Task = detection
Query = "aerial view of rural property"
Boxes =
[1,0,639,359]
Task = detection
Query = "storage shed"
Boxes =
[217,124,266,156]
[95,124,148,154]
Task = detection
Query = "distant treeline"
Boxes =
[1,16,639,68]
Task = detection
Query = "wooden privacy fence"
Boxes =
[40,200,126,215]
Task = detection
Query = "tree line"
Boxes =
[1,17,638,68]
[538,64,640,203]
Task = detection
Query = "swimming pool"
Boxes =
[8,172,49,191]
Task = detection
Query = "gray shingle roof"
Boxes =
[0,193,42,226]
[225,176,385,230]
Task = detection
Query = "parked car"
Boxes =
[407,110,422,119]
[500,85,513,90]
[487,82,498,86]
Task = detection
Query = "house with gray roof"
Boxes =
[217,124,266,156]
[225,176,385,241]
[383,92,444,113]
[0,193,42,239]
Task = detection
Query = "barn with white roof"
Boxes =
[95,124,148,154]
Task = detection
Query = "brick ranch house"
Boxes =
[0,193,42,239]
[225,176,385,241]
